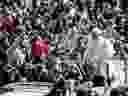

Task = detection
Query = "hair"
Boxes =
[104,0,119,8]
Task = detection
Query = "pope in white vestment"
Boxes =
[85,27,115,77]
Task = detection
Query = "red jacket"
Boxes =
[32,39,48,57]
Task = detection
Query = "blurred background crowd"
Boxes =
[0,0,128,96]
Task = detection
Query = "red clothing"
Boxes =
[32,39,48,57]
[0,16,16,32]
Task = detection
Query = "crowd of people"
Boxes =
[0,0,128,96]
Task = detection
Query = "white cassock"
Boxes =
[85,31,115,77]
[15,48,25,64]
[87,35,115,59]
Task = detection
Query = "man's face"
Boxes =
[103,25,113,38]
[0,16,16,32]
[92,31,99,39]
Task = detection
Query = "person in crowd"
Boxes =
[31,36,48,64]
[46,78,66,96]
[22,35,32,63]
[0,64,8,86]
[15,47,26,64]
[104,73,121,96]
[0,34,9,64]
[76,61,106,96]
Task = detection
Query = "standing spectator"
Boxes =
[31,36,48,64]
[15,47,26,64]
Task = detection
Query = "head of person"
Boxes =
[91,27,103,39]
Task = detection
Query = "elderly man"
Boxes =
[77,26,115,96]
[84,27,115,77]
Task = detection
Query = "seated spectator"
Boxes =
[110,88,121,96]
[92,74,106,87]
[0,64,8,86]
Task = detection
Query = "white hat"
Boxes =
[92,27,103,34]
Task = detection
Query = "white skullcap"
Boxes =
[92,27,103,34]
